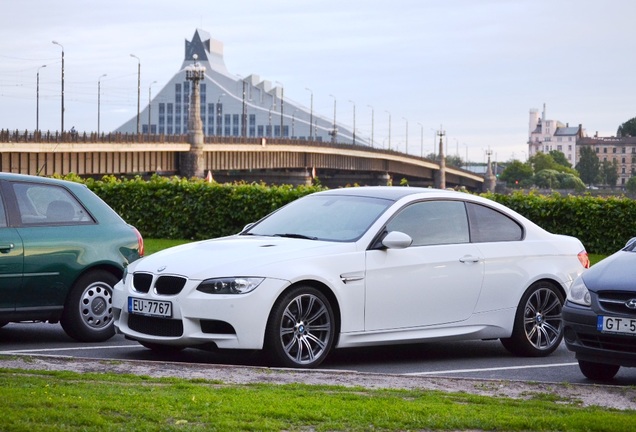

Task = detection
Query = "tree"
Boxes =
[575,146,600,185]
[618,117,636,137]
[499,160,533,187]
[598,159,619,188]
[627,177,636,196]
[548,150,572,168]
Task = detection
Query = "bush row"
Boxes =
[79,175,323,240]
[64,175,635,255]
[483,191,636,255]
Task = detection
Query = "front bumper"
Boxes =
[112,276,289,350]
[563,301,636,367]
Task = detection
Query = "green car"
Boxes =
[0,173,143,342]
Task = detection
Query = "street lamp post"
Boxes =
[417,122,424,157]
[275,81,284,137]
[36,64,46,132]
[148,80,157,137]
[217,93,225,136]
[304,87,313,140]
[385,110,391,150]
[51,41,64,133]
[329,94,337,143]
[97,74,107,136]
[402,117,408,154]
[130,54,141,135]
[349,100,356,145]
[367,105,374,148]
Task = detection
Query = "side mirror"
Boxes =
[382,231,413,249]
[625,237,636,249]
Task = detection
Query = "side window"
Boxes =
[11,182,93,225]
[467,202,523,242]
[386,200,469,246]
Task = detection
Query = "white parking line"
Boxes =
[0,345,133,354]
[405,362,578,376]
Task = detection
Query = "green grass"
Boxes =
[0,368,631,431]
[144,238,192,255]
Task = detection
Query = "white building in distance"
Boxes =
[115,29,361,145]
[528,104,584,165]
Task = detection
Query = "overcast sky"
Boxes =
[1,0,634,162]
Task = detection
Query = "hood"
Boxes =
[129,235,356,280]
[583,250,636,292]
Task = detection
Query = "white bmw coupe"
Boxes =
[113,186,589,368]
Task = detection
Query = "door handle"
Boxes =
[0,243,15,253]
[459,255,480,263]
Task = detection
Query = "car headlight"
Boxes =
[567,277,591,306]
[196,277,264,294]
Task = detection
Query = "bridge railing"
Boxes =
[0,128,445,165]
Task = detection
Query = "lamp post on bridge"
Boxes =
[329,94,337,143]
[148,80,157,137]
[349,100,356,145]
[36,64,46,133]
[385,110,391,150]
[367,105,374,148]
[97,74,107,136]
[51,41,64,134]
[130,54,141,135]
[275,81,284,138]
[402,117,408,154]
[417,122,424,157]
[305,87,313,140]
[436,126,446,189]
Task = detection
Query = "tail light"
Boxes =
[132,226,144,257]
[577,250,590,269]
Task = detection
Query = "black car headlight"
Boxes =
[567,277,591,306]
[196,277,264,294]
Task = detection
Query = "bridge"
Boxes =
[0,129,486,190]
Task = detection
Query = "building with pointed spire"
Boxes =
[115,29,360,145]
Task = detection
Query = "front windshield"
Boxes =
[244,194,393,242]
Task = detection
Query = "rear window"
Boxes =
[467,202,523,242]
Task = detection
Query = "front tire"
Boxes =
[60,270,118,342]
[501,281,564,357]
[578,360,620,381]
[265,286,335,368]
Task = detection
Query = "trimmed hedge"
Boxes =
[81,175,324,240]
[483,191,636,255]
[60,175,636,255]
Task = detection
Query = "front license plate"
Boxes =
[597,316,636,335]
[128,297,172,318]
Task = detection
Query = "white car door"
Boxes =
[364,200,484,331]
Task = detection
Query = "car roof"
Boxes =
[0,173,84,188]
[314,186,462,202]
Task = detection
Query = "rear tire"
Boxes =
[578,360,620,381]
[501,281,564,357]
[60,270,118,342]
[265,286,335,368]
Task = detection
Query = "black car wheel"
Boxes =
[60,270,118,342]
[501,281,564,357]
[265,286,335,368]
[578,360,620,381]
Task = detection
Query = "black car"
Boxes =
[563,238,636,380]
